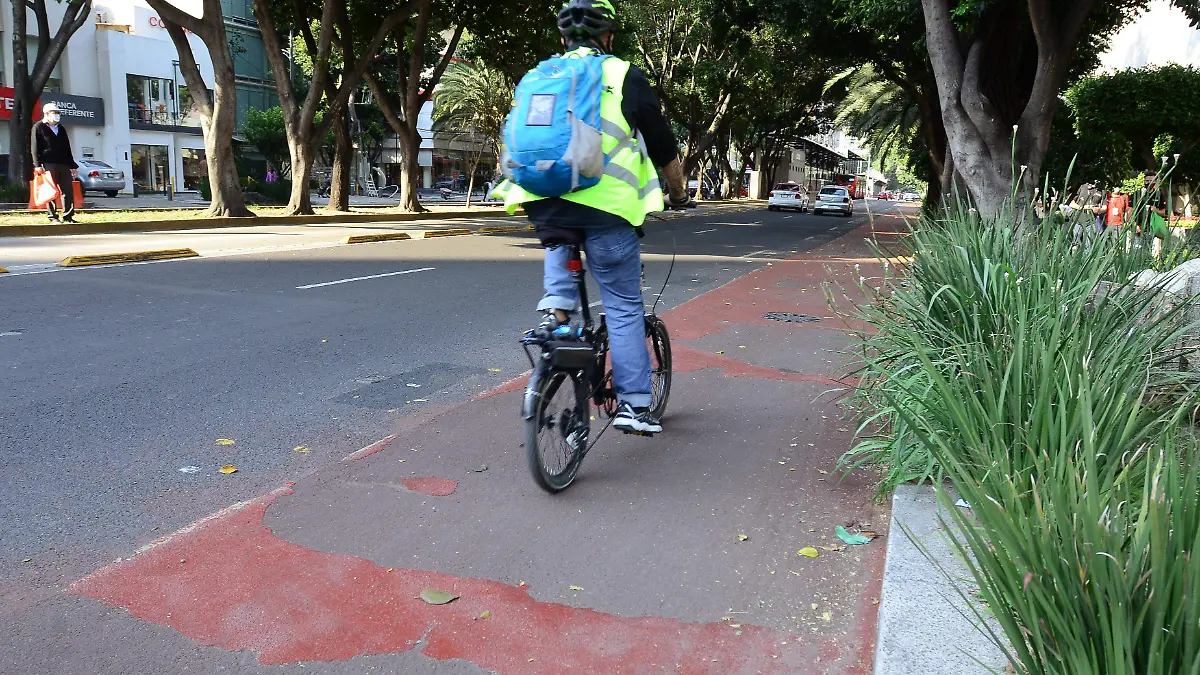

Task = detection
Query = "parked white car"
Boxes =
[767,182,809,212]
[812,185,853,216]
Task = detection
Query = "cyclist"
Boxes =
[493,0,692,435]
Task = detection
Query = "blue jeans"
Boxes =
[538,226,652,408]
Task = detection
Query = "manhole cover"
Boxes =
[763,312,822,323]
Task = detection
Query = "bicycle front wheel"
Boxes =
[646,315,672,419]
[526,369,590,493]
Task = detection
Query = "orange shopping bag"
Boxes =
[30,170,62,208]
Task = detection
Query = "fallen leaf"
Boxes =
[215,438,235,446]
[737,534,749,542]
[821,611,832,621]
[473,465,488,473]
[321,339,328,343]
[738,345,746,349]
[790,468,797,472]
[293,445,310,454]
[519,581,526,587]
[22,558,32,563]
[479,610,491,619]
[419,589,459,605]
[955,498,971,508]
[218,464,238,475]
[836,526,871,546]
[817,469,829,475]
[488,368,502,373]
[178,466,201,474]
[797,547,820,558]
[568,585,584,591]
[777,461,787,465]
[715,350,725,354]
[811,603,819,610]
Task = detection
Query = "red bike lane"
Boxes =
[64,214,904,674]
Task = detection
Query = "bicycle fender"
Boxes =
[522,365,545,420]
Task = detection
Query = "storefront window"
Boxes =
[181,148,206,190]
[131,144,171,192]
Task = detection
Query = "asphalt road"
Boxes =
[0,202,875,622]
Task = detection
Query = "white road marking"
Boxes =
[296,267,435,289]
[694,228,717,234]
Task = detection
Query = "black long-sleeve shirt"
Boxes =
[31,121,77,169]
[524,59,679,229]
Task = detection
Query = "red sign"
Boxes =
[146,15,191,33]
[0,87,43,122]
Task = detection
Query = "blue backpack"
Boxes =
[501,51,611,197]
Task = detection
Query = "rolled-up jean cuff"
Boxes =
[620,394,652,408]
[537,296,578,312]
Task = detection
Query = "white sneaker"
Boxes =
[613,402,662,434]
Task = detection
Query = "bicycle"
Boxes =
[520,243,672,493]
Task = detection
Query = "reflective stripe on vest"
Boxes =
[498,50,664,227]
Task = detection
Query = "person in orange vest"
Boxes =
[1104,185,1130,233]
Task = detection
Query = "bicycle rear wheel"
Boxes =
[646,315,672,419]
[526,368,590,492]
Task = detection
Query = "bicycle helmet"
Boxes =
[558,0,618,42]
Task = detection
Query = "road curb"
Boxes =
[58,248,201,267]
[873,483,1006,675]
[422,228,473,238]
[345,232,413,244]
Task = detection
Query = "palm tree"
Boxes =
[434,59,513,207]
[827,64,923,171]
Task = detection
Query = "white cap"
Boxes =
[42,102,61,115]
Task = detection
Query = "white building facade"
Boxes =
[1,0,274,194]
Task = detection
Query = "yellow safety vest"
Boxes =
[492,49,664,227]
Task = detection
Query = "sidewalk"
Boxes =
[58,215,893,673]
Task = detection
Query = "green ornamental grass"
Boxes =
[848,192,1200,673]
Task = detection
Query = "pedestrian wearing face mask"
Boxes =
[31,102,79,222]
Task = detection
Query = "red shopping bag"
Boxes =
[30,170,61,208]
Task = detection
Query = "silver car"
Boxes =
[77,159,126,197]
[812,185,853,216]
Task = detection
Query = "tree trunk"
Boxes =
[919,0,1091,220]
[328,107,352,212]
[9,0,94,186]
[465,162,477,209]
[150,0,252,217]
[397,126,425,213]
[8,102,34,187]
[203,58,252,216]
[199,37,251,216]
[288,142,315,215]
